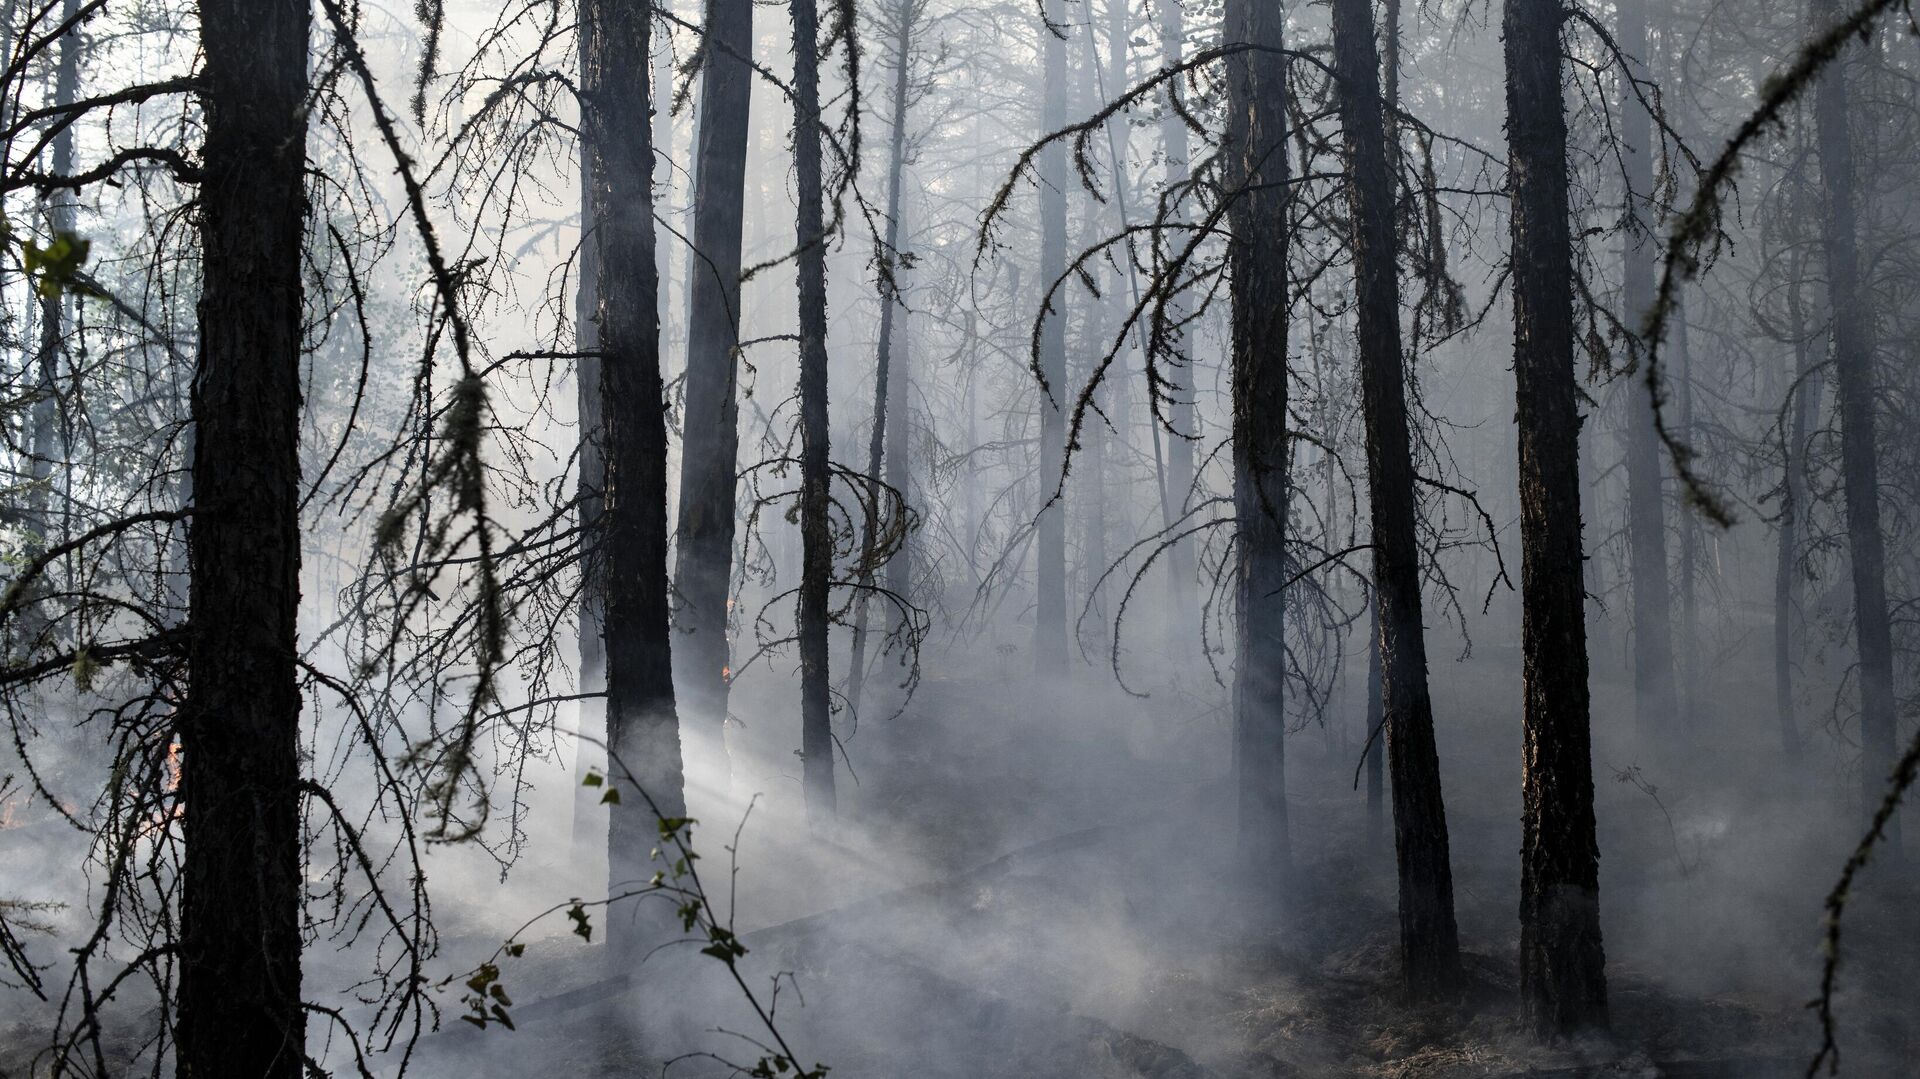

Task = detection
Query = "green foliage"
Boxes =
[22,231,101,298]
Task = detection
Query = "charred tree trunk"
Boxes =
[1502,0,1609,1035]
[671,0,753,786]
[1225,0,1291,881]
[793,0,836,820]
[1035,0,1068,671]
[846,1,915,720]
[1616,0,1679,739]
[178,0,311,1072]
[1809,0,1896,839]
[572,150,609,867]
[1330,0,1462,996]
[582,0,686,941]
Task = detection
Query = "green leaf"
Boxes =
[22,230,99,298]
[567,903,593,942]
[599,787,620,805]
[581,772,603,787]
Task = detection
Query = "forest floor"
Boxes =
[408,636,1920,1079]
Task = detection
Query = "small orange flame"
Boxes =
[721,665,732,683]
[165,742,182,793]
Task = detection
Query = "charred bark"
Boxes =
[793,0,836,820]
[1502,0,1608,1035]
[1330,0,1462,996]
[671,0,753,784]
[178,0,312,1072]
[582,0,687,939]
[1225,0,1291,881]
[572,147,608,869]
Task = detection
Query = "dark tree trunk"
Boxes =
[1330,0,1462,997]
[793,0,836,820]
[178,0,311,1072]
[1809,0,1897,838]
[671,0,753,786]
[847,2,915,719]
[582,0,686,942]
[1502,0,1609,1036]
[1034,0,1068,671]
[572,150,608,869]
[1224,0,1291,881]
[1616,0,1679,739]
[1158,0,1197,645]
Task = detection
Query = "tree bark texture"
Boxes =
[793,0,837,819]
[671,0,753,785]
[582,0,687,943]
[1330,0,1462,996]
[1502,0,1609,1036]
[179,0,311,1072]
[1225,0,1291,881]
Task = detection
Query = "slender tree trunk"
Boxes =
[1502,0,1609,1035]
[1159,0,1197,648]
[882,312,911,609]
[1225,0,1290,881]
[582,0,686,944]
[24,0,79,564]
[671,0,753,786]
[1616,0,1679,740]
[1775,256,1815,756]
[1809,0,1897,839]
[178,0,311,1071]
[846,4,915,719]
[1674,306,1698,723]
[1034,0,1069,671]
[1330,0,1461,996]
[793,0,836,820]
[1073,19,1110,642]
